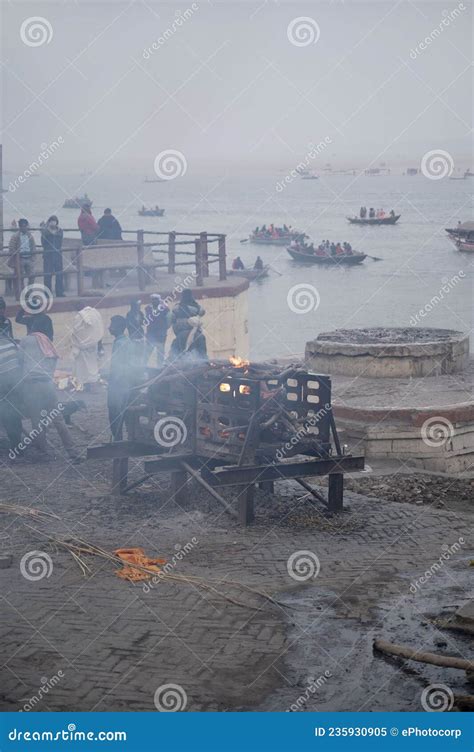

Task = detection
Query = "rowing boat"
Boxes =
[138,208,165,216]
[287,247,366,265]
[455,239,474,253]
[228,265,270,280]
[347,214,400,225]
[249,232,304,245]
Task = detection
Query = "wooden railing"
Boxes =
[0,229,227,299]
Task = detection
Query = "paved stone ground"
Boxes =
[0,391,472,712]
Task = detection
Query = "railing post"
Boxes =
[195,238,204,287]
[168,231,176,274]
[75,245,84,296]
[200,231,209,277]
[137,229,146,291]
[218,234,227,281]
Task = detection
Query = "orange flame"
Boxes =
[229,355,250,368]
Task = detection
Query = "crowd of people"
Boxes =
[7,207,124,296]
[359,207,396,219]
[0,290,208,461]
[294,239,355,257]
[252,224,293,239]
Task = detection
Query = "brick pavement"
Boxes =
[0,395,472,712]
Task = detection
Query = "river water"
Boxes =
[4,171,472,358]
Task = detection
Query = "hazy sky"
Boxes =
[1,0,472,175]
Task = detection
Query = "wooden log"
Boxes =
[374,638,474,672]
[218,234,226,281]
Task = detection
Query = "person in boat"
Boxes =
[254,256,264,270]
[335,243,344,255]
[283,224,289,233]
[389,209,395,218]
[315,245,326,256]
[78,202,99,246]
[98,208,123,241]
[330,242,336,256]
[343,242,353,255]
[170,289,207,360]
[359,207,365,218]
[232,256,245,270]
[377,208,385,219]
[369,208,375,219]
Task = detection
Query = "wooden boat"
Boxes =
[228,265,270,280]
[347,214,400,225]
[138,208,165,217]
[445,221,474,240]
[287,246,366,265]
[455,239,474,253]
[63,195,92,209]
[144,177,165,183]
[250,231,305,245]
[449,176,466,181]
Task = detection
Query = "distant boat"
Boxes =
[347,214,400,225]
[63,195,92,209]
[464,170,473,178]
[455,239,474,253]
[449,175,467,181]
[138,207,165,216]
[301,174,319,180]
[249,229,305,245]
[228,265,269,280]
[287,246,367,265]
[144,177,165,183]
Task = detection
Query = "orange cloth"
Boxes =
[114,547,167,582]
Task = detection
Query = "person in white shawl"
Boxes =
[71,304,104,389]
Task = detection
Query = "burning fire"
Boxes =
[229,355,250,368]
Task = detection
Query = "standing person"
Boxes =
[107,315,133,441]
[125,300,145,361]
[70,302,104,390]
[0,330,23,455]
[41,215,65,297]
[15,306,54,341]
[144,293,169,366]
[170,289,207,360]
[78,202,99,246]
[18,319,79,461]
[232,256,245,270]
[0,298,13,339]
[8,218,36,288]
[254,256,264,270]
[97,208,123,241]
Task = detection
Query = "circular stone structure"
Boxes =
[305,327,469,378]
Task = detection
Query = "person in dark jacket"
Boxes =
[145,294,169,366]
[107,315,133,441]
[41,215,65,297]
[170,289,207,360]
[97,208,123,241]
[0,330,22,453]
[0,298,13,340]
[15,307,54,341]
